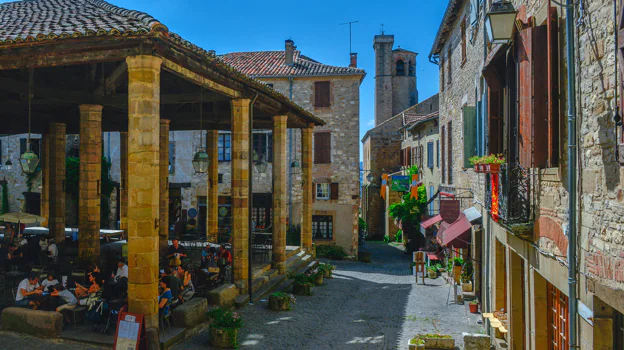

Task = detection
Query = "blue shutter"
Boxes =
[470,0,479,26]
[429,186,435,216]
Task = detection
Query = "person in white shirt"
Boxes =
[15,274,43,309]
[113,259,128,280]
[51,284,78,322]
[40,273,59,292]
[47,240,58,260]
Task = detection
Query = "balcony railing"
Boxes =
[484,163,534,234]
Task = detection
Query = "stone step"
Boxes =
[286,247,302,258]
[252,262,273,279]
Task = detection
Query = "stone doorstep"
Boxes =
[252,263,273,280]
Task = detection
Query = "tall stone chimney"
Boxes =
[285,39,295,66]
[349,53,358,68]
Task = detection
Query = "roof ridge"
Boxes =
[85,0,165,31]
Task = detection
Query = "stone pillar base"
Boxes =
[272,261,286,274]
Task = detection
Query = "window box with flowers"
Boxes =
[469,154,506,174]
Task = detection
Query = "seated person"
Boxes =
[75,272,101,303]
[52,284,78,322]
[41,273,59,292]
[161,267,181,304]
[158,279,172,317]
[217,244,232,281]
[111,259,128,281]
[167,239,187,267]
[88,263,106,285]
[6,244,23,268]
[15,274,43,309]
[177,266,195,303]
[201,246,218,268]
[47,239,58,261]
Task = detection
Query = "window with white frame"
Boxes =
[316,183,330,200]
[312,215,333,240]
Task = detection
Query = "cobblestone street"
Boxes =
[177,242,483,349]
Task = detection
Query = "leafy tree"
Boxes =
[388,165,428,227]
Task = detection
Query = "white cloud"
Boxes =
[366,119,374,127]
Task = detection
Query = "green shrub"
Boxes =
[383,234,390,243]
[395,230,403,242]
[315,244,348,260]
[358,217,367,232]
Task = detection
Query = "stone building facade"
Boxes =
[363,34,419,240]
[431,0,624,349]
[0,134,43,214]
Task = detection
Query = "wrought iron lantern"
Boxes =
[485,1,518,44]
[20,68,39,174]
[5,159,12,171]
[192,88,209,174]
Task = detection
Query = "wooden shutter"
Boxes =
[314,133,331,164]
[463,106,477,168]
[548,8,560,166]
[448,122,453,184]
[406,147,412,167]
[427,142,434,168]
[441,126,446,183]
[312,183,316,202]
[330,183,339,200]
[517,26,548,168]
[315,82,330,107]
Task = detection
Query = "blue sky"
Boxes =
[3,0,446,159]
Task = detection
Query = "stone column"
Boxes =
[231,98,250,292]
[126,55,161,331]
[40,133,49,227]
[119,132,128,235]
[301,125,313,253]
[78,104,102,263]
[206,130,219,242]
[272,115,288,273]
[159,120,170,258]
[48,122,66,244]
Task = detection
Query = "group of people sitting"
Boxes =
[14,259,130,324]
[2,232,59,270]
[158,264,195,317]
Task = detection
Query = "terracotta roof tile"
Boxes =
[0,0,163,45]
[220,50,365,78]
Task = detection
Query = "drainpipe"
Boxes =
[564,0,578,348]
[248,93,259,302]
[288,77,294,237]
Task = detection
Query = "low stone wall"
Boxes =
[463,332,490,350]
[2,307,63,337]
[207,284,238,307]
[171,297,208,328]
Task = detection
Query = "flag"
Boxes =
[410,174,422,199]
[380,174,389,200]
[491,173,499,222]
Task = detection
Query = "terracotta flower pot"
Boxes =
[469,302,479,313]
[477,164,484,173]
[209,326,239,349]
[293,282,313,296]
[488,163,501,174]
[269,295,292,311]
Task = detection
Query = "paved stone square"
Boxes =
[177,242,484,349]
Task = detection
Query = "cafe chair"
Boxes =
[68,305,87,324]
[71,269,86,285]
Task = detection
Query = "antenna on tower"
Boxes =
[340,20,359,54]
[380,23,385,35]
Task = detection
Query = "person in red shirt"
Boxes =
[217,244,232,282]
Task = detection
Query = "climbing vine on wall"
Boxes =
[1,182,8,214]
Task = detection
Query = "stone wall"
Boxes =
[392,50,418,113]
[374,35,395,125]
[0,134,42,213]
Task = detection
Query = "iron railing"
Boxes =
[483,163,534,226]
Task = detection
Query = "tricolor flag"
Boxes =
[380,174,389,200]
[410,174,422,199]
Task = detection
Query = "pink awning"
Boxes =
[420,214,443,230]
[441,213,472,249]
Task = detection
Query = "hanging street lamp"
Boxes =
[485,1,518,44]
[192,88,209,174]
[20,68,39,175]
[255,154,268,174]
[5,159,13,171]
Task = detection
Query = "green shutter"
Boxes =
[463,106,477,168]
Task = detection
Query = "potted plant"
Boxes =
[461,261,474,292]
[469,156,483,173]
[312,271,324,286]
[207,307,243,349]
[408,337,426,350]
[427,266,437,279]
[292,273,314,296]
[317,263,335,278]
[268,292,296,311]
[469,300,479,313]
[482,154,505,173]
[452,257,464,284]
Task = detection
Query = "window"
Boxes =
[411,147,417,166]
[316,183,330,200]
[169,142,175,174]
[252,193,272,229]
[253,132,273,162]
[408,60,415,76]
[218,133,231,162]
[447,47,452,85]
[396,60,405,76]
[314,81,331,107]
[314,132,331,164]
[448,122,453,184]
[312,215,333,240]
[427,142,434,168]
[266,83,274,89]
[547,283,569,350]
[461,18,467,65]
[218,173,223,184]
[436,140,440,168]
[429,185,434,216]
